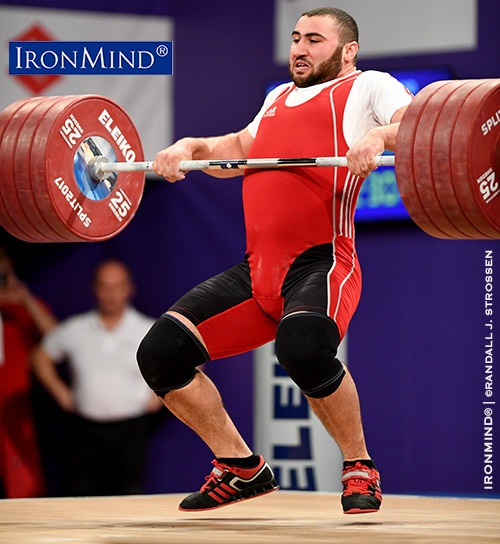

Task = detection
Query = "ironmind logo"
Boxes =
[9,41,173,75]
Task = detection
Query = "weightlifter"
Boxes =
[137,6,413,514]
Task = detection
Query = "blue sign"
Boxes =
[9,41,173,75]
[355,152,409,222]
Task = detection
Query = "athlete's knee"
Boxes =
[137,313,209,396]
[275,312,345,398]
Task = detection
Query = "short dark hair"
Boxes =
[302,7,359,46]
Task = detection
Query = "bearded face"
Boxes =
[289,44,344,88]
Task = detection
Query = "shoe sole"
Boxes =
[343,507,380,514]
[178,484,279,512]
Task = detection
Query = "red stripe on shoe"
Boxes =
[208,492,225,503]
[214,489,232,499]
[220,483,237,494]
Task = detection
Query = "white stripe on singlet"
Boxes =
[326,79,359,323]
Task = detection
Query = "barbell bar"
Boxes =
[0,78,498,243]
[88,154,397,181]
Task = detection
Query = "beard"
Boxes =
[289,46,344,88]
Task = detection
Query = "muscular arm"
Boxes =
[346,105,407,178]
[153,128,254,182]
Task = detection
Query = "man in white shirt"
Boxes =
[32,260,160,496]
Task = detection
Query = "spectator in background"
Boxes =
[31,259,161,496]
[0,245,57,498]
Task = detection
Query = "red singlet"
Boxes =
[243,73,362,338]
[172,71,411,358]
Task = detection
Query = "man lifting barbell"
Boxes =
[136,6,411,515]
[0,5,498,515]
[135,11,499,513]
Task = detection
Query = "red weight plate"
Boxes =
[396,81,452,238]
[30,96,83,241]
[0,96,53,242]
[0,99,34,241]
[28,96,86,242]
[15,96,80,242]
[32,95,145,241]
[0,97,46,242]
[412,80,471,238]
[451,79,500,237]
[431,80,491,239]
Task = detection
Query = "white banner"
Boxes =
[274,0,477,63]
[254,338,347,492]
[0,6,174,161]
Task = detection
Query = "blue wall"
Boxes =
[0,0,499,496]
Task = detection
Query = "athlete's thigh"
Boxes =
[281,243,361,339]
[170,260,277,360]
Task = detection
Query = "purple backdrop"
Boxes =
[0,0,499,496]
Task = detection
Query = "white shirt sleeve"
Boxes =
[246,82,294,138]
[343,70,413,147]
[42,316,80,362]
[365,70,413,124]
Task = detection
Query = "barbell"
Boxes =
[0,78,498,243]
[87,153,397,181]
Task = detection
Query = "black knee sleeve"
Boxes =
[275,312,345,398]
[136,313,210,396]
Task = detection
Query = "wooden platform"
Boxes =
[0,492,499,543]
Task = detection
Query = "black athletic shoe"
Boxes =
[341,461,382,514]
[178,456,279,511]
